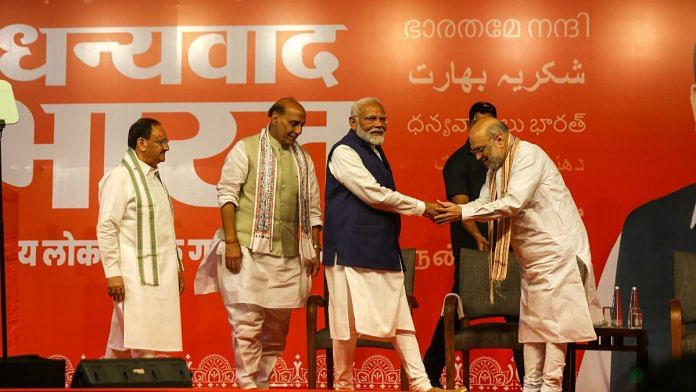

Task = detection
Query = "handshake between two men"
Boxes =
[424,200,463,225]
[423,200,491,252]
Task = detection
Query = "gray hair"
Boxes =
[350,97,382,117]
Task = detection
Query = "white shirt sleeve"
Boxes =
[307,152,323,227]
[217,141,249,208]
[460,144,543,221]
[96,167,129,278]
[328,145,425,216]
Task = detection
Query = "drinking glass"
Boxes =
[630,308,643,329]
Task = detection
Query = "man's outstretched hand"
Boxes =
[424,201,439,220]
[433,200,463,225]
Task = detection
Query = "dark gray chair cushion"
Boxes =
[683,331,696,356]
[453,322,522,350]
[458,248,521,320]
[674,251,696,324]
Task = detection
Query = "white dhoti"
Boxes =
[196,241,311,389]
[220,247,308,389]
[226,303,291,389]
[215,245,310,309]
[325,264,431,392]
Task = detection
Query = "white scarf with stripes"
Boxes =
[121,148,179,285]
[249,129,315,261]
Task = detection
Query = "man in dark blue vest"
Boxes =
[323,97,457,392]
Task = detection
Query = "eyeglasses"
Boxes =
[140,137,169,146]
[352,115,388,124]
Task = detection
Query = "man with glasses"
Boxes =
[322,97,459,392]
[423,102,525,387]
[434,117,598,392]
[97,118,184,358]
[195,98,322,389]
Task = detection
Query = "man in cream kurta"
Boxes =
[97,118,184,358]
[323,98,451,392]
[194,98,322,389]
[435,117,598,392]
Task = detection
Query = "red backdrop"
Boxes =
[1,0,695,390]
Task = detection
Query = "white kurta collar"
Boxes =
[131,153,158,178]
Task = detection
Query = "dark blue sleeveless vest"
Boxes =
[323,130,402,271]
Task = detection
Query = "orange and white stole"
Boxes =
[487,134,520,303]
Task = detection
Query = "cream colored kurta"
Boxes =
[194,135,322,308]
[97,157,182,352]
[326,144,424,340]
[460,140,596,343]
[198,231,311,308]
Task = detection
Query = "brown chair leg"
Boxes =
[462,350,470,390]
[307,296,319,389]
[445,348,455,389]
[445,347,455,389]
[326,348,334,389]
[400,366,409,391]
[444,299,456,389]
[308,345,317,389]
[562,346,573,392]
[670,299,683,360]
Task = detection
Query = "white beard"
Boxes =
[356,125,386,145]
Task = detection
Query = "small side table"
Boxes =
[563,326,648,391]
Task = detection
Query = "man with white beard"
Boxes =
[322,97,462,392]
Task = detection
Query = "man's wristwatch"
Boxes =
[312,243,322,251]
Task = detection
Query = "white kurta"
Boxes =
[196,231,311,308]
[97,157,182,352]
[460,140,596,343]
[194,140,322,308]
[326,144,424,340]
